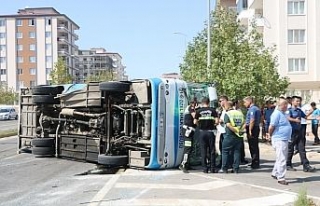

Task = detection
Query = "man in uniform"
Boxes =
[194,97,219,173]
[243,96,261,169]
[219,101,245,174]
[179,98,197,173]
[287,96,314,172]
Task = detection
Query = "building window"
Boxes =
[0,45,6,51]
[288,0,305,15]
[17,56,23,63]
[46,18,51,25]
[29,31,35,38]
[29,68,36,75]
[288,30,305,44]
[0,69,6,75]
[46,56,52,63]
[17,44,23,51]
[29,56,36,63]
[45,44,52,51]
[0,32,5,38]
[28,19,35,26]
[30,80,36,87]
[242,0,248,9]
[288,58,306,72]
[17,68,23,75]
[17,32,23,38]
[29,44,36,51]
[45,32,51,38]
[0,19,5,27]
[18,81,24,88]
[46,68,52,75]
[16,19,22,26]
[0,57,5,63]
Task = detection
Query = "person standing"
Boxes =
[219,101,245,174]
[243,96,261,169]
[309,102,320,145]
[194,97,219,173]
[286,96,314,172]
[179,98,197,173]
[267,98,291,185]
[217,95,228,168]
[263,100,275,142]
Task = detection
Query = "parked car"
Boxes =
[0,106,18,120]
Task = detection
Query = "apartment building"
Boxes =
[76,48,128,82]
[236,0,320,102]
[0,7,79,90]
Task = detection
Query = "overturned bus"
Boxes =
[17,78,217,169]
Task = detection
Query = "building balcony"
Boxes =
[58,37,70,45]
[58,49,69,56]
[248,0,263,9]
[72,33,79,41]
[57,24,69,33]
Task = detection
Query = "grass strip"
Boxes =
[0,129,18,139]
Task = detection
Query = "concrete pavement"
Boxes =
[0,136,320,206]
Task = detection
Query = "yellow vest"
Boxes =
[226,110,245,138]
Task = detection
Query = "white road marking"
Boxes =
[191,173,320,201]
[101,194,296,206]
[115,180,235,191]
[88,174,120,206]
[128,188,150,203]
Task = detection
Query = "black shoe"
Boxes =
[231,169,239,174]
[287,166,297,171]
[303,165,315,172]
[241,160,249,165]
[271,175,277,179]
[179,165,189,173]
[210,169,217,173]
[251,165,260,169]
[278,180,289,185]
[203,169,208,173]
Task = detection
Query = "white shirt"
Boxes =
[300,104,310,125]
[217,110,226,133]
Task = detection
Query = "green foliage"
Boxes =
[180,7,289,105]
[294,187,315,206]
[0,84,17,105]
[85,70,115,82]
[49,57,73,85]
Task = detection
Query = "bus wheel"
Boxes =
[97,155,128,166]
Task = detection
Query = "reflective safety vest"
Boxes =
[226,109,245,138]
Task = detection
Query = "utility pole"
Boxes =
[207,0,211,81]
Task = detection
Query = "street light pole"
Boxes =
[207,0,211,80]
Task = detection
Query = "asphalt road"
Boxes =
[1,136,320,206]
[0,120,18,132]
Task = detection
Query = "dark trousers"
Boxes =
[295,124,306,152]
[181,129,195,167]
[287,130,309,167]
[240,139,246,162]
[199,130,216,171]
[246,125,260,168]
[311,124,320,143]
[221,135,242,171]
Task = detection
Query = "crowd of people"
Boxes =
[179,95,319,185]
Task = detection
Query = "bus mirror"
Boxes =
[208,86,217,101]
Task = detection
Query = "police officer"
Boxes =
[194,97,219,173]
[286,96,314,172]
[219,101,245,173]
[243,96,261,169]
[179,98,198,173]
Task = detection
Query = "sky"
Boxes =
[0,0,215,79]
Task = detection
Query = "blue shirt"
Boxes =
[311,108,320,125]
[245,105,261,127]
[264,107,274,124]
[288,107,306,131]
[270,109,292,141]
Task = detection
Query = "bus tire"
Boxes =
[31,138,55,147]
[32,95,60,104]
[98,155,128,166]
[32,85,64,95]
[32,147,55,156]
[99,82,130,93]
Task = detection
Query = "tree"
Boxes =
[180,7,289,105]
[85,70,115,82]
[49,57,73,85]
[0,84,17,105]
